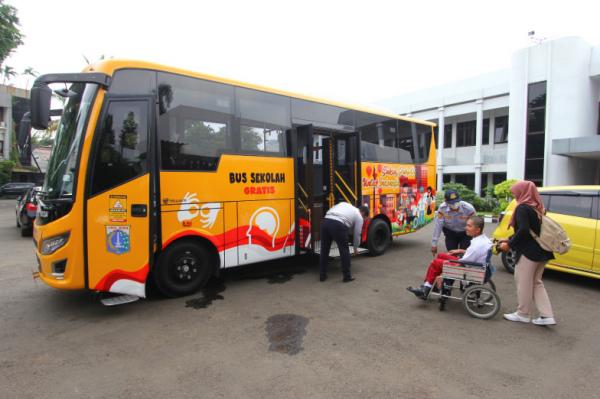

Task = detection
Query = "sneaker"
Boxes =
[532,316,556,326]
[342,276,355,283]
[503,312,531,323]
[319,275,328,282]
[406,285,430,299]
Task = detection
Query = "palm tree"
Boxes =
[22,67,38,89]
[2,65,17,84]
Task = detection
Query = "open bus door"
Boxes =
[295,126,361,256]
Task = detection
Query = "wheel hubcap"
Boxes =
[172,251,199,282]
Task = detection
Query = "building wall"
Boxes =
[507,37,600,185]
[380,36,600,192]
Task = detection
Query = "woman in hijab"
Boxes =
[498,180,556,326]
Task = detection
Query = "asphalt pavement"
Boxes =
[0,199,599,399]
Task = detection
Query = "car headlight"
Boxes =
[41,232,70,255]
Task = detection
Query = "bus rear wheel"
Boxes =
[154,239,213,298]
[366,219,391,256]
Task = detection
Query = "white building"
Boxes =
[0,84,30,161]
[380,36,600,194]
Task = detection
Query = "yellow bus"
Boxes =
[25,60,436,300]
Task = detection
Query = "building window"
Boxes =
[492,173,507,185]
[494,116,509,144]
[456,121,476,147]
[454,173,475,191]
[524,82,547,186]
[482,118,490,145]
[444,124,452,148]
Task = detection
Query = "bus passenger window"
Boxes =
[157,72,235,171]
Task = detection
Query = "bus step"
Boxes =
[313,240,369,258]
[100,294,140,306]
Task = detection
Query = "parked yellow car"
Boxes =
[493,185,600,279]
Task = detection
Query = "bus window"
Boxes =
[90,100,149,195]
[157,73,235,171]
[236,87,290,155]
[358,116,399,163]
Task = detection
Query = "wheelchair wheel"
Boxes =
[462,284,501,319]
[479,279,496,303]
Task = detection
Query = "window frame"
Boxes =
[456,120,476,147]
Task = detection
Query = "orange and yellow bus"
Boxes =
[25,60,436,300]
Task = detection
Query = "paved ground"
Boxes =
[1,198,599,399]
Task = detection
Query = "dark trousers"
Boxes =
[443,227,472,251]
[319,218,351,279]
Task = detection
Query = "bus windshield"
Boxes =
[44,83,97,200]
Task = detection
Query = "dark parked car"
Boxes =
[15,186,41,237]
[1,182,35,198]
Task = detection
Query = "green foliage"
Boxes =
[0,159,15,185]
[494,179,517,200]
[441,183,477,204]
[0,1,23,68]
[435,179,520,215]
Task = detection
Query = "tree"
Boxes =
[22,66,37,88]
[0,159,15,185]
[0,1,23,68]
[2,64,16,84]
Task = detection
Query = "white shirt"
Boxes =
[324,202,364,250]
[460,234,492,264]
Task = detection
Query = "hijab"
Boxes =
[508,180,545,228]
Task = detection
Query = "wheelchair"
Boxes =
[426,249,501,319]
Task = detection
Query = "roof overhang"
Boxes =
[552,136,600,160]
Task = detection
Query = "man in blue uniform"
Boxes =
[431,190,476,255]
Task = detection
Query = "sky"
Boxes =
[4,0,600,108]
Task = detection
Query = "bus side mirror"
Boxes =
[30,83,52,130]
[17,112,32,166]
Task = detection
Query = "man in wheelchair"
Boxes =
[407,215,492,299]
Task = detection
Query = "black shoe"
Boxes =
[342,276,355,283]
[319,275,328,282]
[407,285,430,299]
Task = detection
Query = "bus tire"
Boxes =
[366,218,391,256]
[154,239,213,298]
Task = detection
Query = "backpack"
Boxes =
[529,214,571,255]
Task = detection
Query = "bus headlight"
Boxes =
[41,232,70,255]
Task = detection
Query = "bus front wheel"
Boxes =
[154,239,213,298]
[366,219,391,256]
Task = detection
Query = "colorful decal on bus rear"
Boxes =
[361,162,436,235]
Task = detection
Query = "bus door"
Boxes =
[329,131,360,207]
[85,96,155,298]
[295,124,316,253]
[295,127,360,254]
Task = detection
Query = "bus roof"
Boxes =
[85,59,436,128]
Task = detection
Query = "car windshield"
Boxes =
[43,83,98,200]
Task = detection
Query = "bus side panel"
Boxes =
[237,199,294,265]
[361,162,436,236]
[159,155,295,267]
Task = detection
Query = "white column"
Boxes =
[474,99,483,195]
[437,107,445,192]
